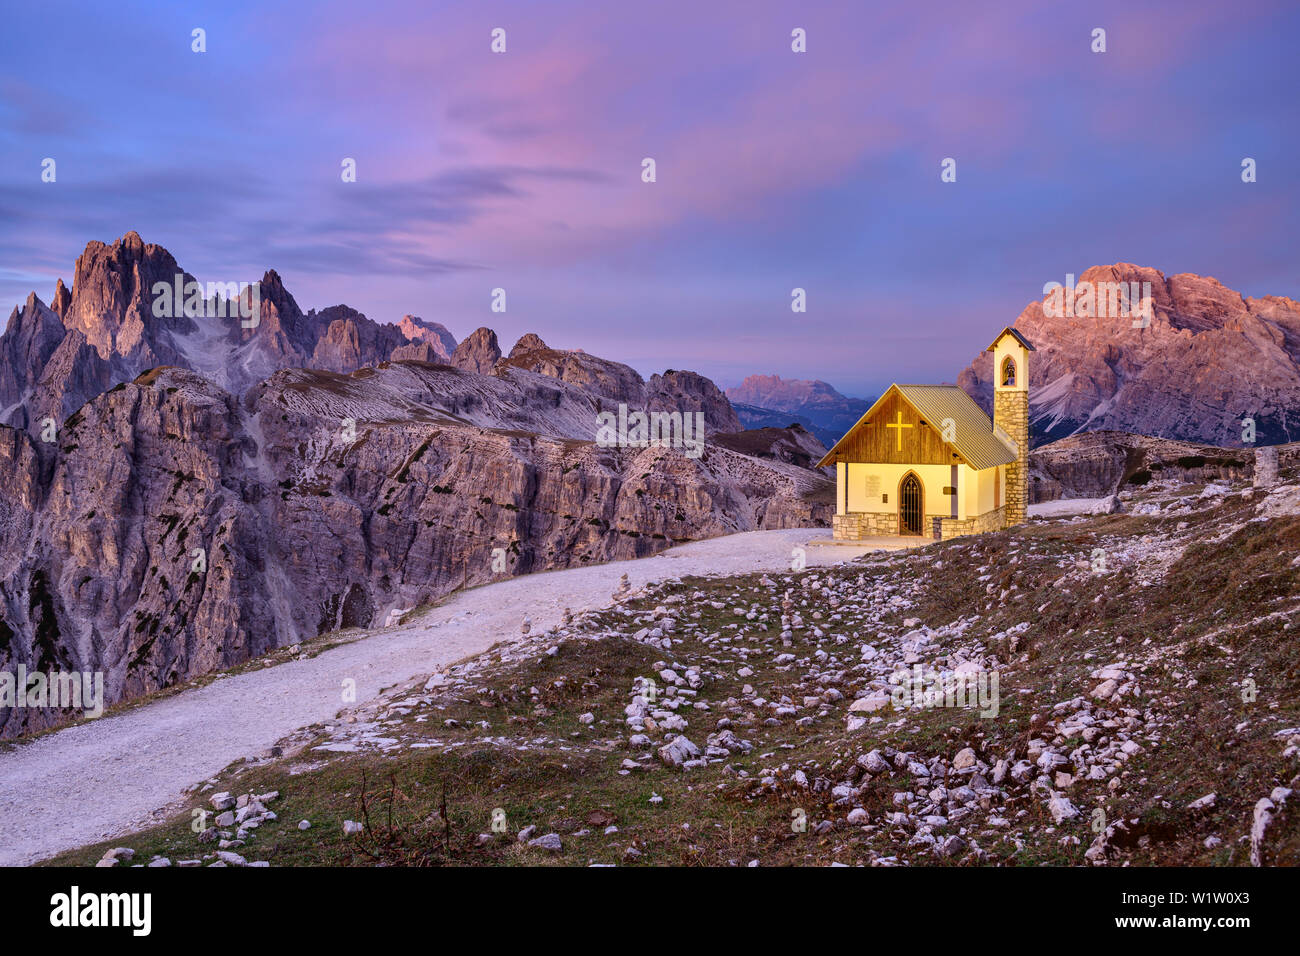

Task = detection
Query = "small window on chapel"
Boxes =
[1001,356,1017,387]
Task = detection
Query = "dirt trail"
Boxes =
[0,529,897,866]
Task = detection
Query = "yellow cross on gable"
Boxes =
[885,409,913,451]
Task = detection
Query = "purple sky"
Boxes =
[2,0,1297,398]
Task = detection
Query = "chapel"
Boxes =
[817,328,1033,540]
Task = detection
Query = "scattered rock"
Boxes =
[1049,794,1080,824]
[528,833,563,852]
[657,735,701,767]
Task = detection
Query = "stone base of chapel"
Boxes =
[832,506,1007,542]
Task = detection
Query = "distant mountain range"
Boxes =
[725,375,873,447]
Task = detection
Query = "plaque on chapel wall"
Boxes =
[865,475,881,498]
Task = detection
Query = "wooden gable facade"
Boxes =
[826,387,961,467]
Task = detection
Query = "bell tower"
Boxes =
[987,327,1034,525]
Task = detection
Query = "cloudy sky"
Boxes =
[2,0,1297,398]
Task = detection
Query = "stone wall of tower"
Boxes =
[994,390,1029,525]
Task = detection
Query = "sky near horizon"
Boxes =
[1,0,1297,399]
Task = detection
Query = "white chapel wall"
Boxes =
[846,463,953,518]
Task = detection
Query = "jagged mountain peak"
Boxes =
[509,332,549,356]
[62,231,190,363]
[396,314,457,361]
[0,234,428,423]
[957,264,1300,446]
[51,277,70,319]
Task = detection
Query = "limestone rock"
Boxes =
[508,333,548,357]
[0,236,835,740]
[1048,793,1080,824]
[0,234,425,431]
[527,833,563,852]
[849,694,891,713]
[1255,446,1279,488]
[657,735,701,767]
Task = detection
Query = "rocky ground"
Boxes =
[45,470,1300,867]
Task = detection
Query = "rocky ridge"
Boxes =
[1025,431,1300,502]
[1,233,838,738]
[0,233,459,431]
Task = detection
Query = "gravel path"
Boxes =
[0,528,886,866]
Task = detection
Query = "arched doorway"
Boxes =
[899,472,924,535]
